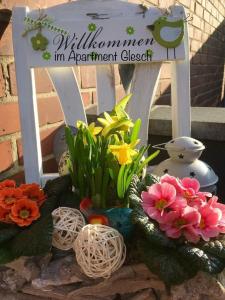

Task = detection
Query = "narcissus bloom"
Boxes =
[0,188,23,210]
[77,121,102,141]
[10,198,40,227]
[160,206,201,243]
[97,112,134,137]
[109,142,137,165]
[141,182,177,223]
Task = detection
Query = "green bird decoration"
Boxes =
[147,16,184,59]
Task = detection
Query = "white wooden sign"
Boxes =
[23,4,186,67]
[12,0,190,185]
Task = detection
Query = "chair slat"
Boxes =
[47,67,87,126]
[96,65,116,114]
[171,19,191,137]
[13,7,43,184]
[128,63,162,146]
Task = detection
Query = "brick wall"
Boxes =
[0,0,224,182]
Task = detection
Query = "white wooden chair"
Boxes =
[12,0,190,186]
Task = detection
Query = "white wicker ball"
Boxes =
[52,207,86,251]
[73,224,126,278]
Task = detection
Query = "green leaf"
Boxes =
[144,173,160,187]
[117,165,126,199]
[0,244,16,265]
[95,167,103,194]
[11,215,53,257]
[130,119,141,143]
[130,146,148,175]
[131,207,175,248]
[138,240,189,286]
[40,195,58,216]
[199,236,225,259]
[44,175,72,197]
[101,168,110,208]
[114,94,132,118]
[128,193,142,208]
[178,244,225,274]
[102,119,133,137]
[127,175,140,194]
[127,175,142,207]
[58,191,80,209]
[65,126,75,163]
[0,225,20,244]
[137,150,160,174]
[123,164,131,191]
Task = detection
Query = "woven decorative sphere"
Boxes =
[73,224,126,278]
[52,207,86,251]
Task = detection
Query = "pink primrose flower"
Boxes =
[160,174,184,195]
[194,203,222,241]
[141,182,177,223]
[160,206,201,243]
[208,196,225,233]
[181,178,211,205]
[160,175,205,209]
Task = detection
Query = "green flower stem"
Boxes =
[90,176,96,199]
[95,167,102,195]
[101,168,110,209]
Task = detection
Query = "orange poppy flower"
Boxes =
[0,207,13,224]
[20,183,46,206]
[0,180,16,190]
[10,198,40,227]
[0,188,24,210]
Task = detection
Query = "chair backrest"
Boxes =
[12,0,190,186]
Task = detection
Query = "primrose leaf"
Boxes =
[11,215,53,257]
[0,244,16,265]
[138,240,189,286]
[178,244,225,274]
[131,207,176,248]
[199,236,225,259]
[0,225,20,245]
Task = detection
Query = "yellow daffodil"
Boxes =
[98,112,134,137]
[76,121,102,141]
[88,122,102,136]
[108,141,139,165]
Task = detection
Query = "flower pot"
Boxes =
[104,207,134,239]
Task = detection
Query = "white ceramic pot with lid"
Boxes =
[152,137,218,192]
